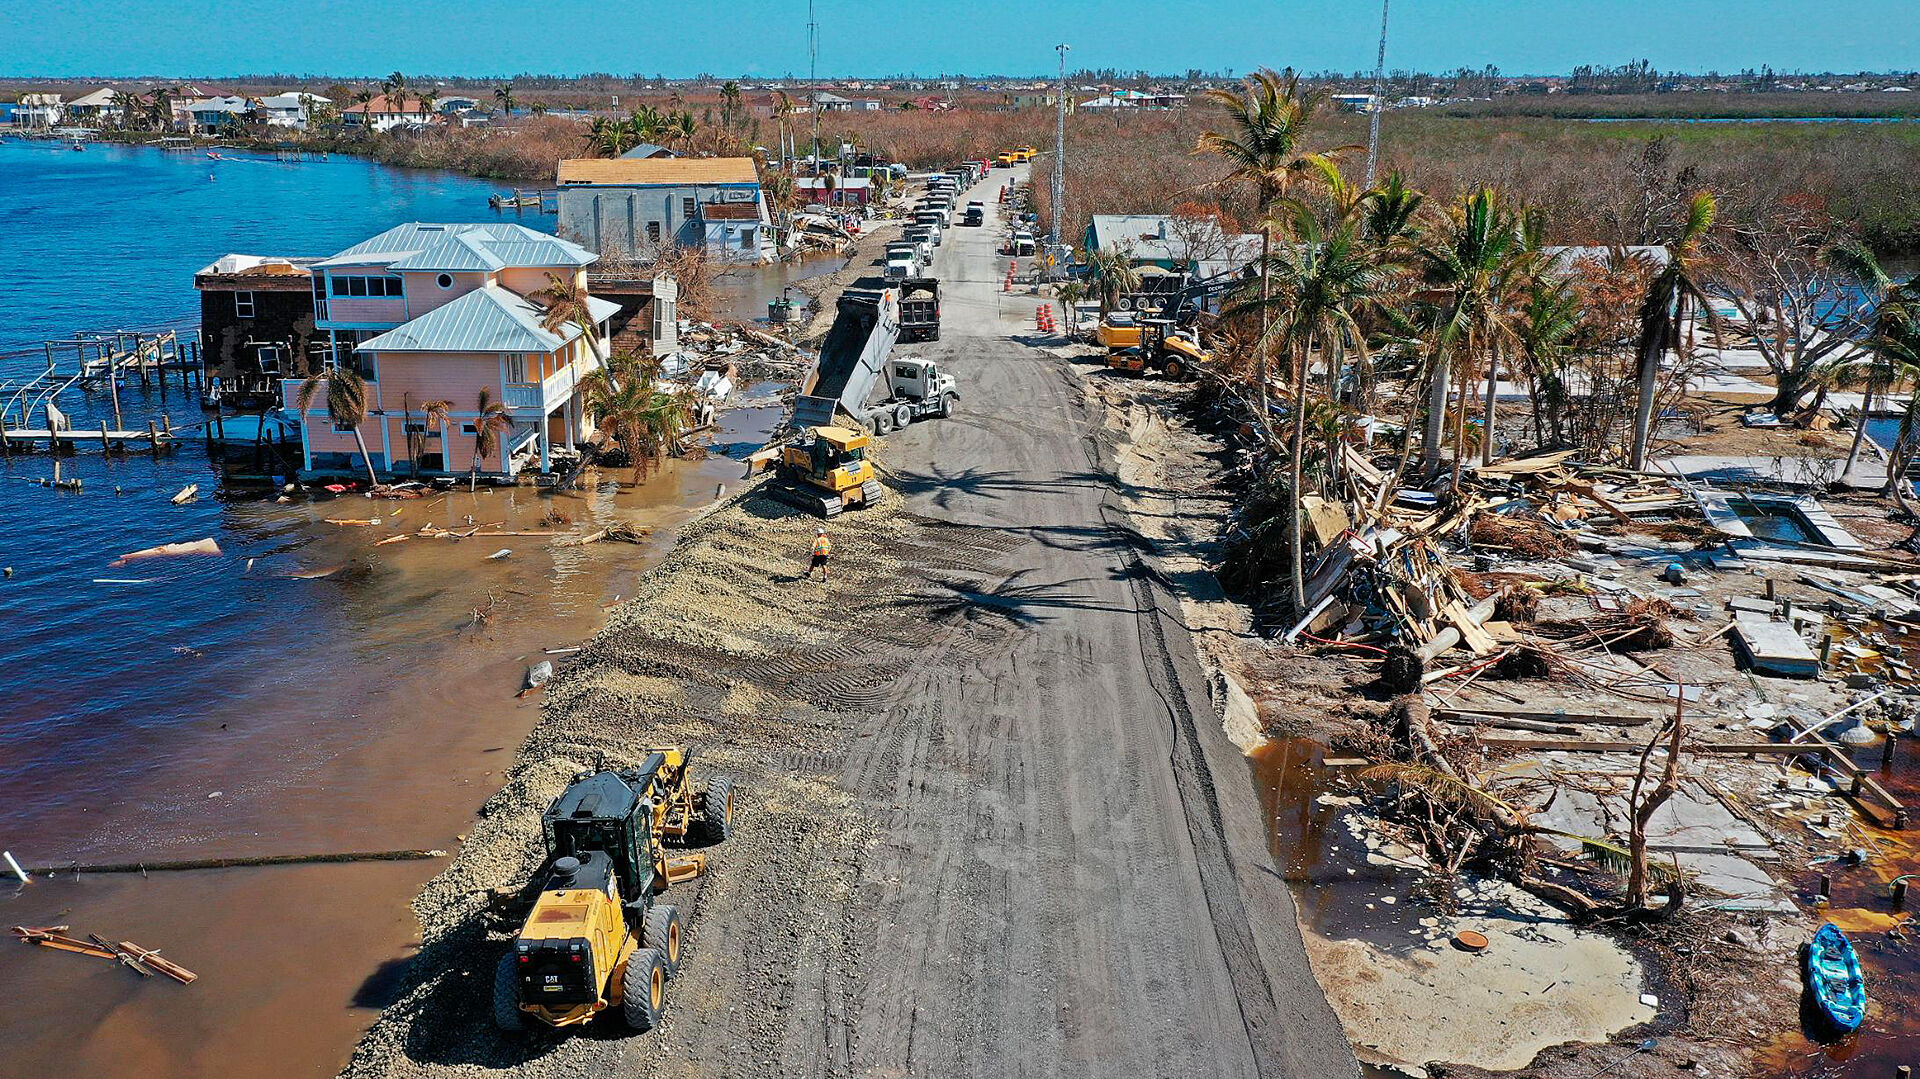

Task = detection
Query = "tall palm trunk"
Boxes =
[1257,221,1273,411]
[1629,330,1664,470]
[1480,344,1500,465]
[1287,339,1310,617]
[350,427,379,488]
[1840,375,1877,484]
[1421,346,1449,476]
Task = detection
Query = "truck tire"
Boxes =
[939,393,956,418]
[930,328,941,341]
[642,904,684,975]
[1162,358,1186,380]
[493,953,524,1031]
[893,403,915,431]
[699,778,737,842]
[874,410,895,435]
[621,949,667,1031]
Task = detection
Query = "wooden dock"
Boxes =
[1,328,202,459]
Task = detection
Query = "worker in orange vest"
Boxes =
[809,526,833,582]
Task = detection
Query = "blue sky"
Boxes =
[2,1,1915,79]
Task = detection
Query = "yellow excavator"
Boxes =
[1106,317,1208,380]
[494,748,737,1033]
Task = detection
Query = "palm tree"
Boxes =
[493,84,516,118]
[296,365,380,488]
[1196,69,1351,408]
[1516,274,1583,448]
[466,388,513,491]
[416,88,438,122]
[1825,242,1895,484]
[1243,201,1395,615]
[720,81,742,131]
[771,90,797,167]
[1414,187,1530,476]
[352,87,374,129]
[1628,192,1717,470]
[532,273,600,352]
[669,110,697,155]
[401,393,454,477]
[1085,248,1142,315]
[580,352,692,483]
[384,72,406,107]
[628,104,664,146]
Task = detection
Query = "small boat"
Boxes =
[206,151,222,160]
[1804,922,1867,1034]
[70,140,85,152]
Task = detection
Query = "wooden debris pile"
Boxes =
[1287,447,1693,660]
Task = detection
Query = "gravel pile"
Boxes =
[340,474,964,1079]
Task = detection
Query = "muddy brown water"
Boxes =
[0,405,780,1079]
[1762,718,1920,1078]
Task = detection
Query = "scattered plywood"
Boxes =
[1731,619,1820,678]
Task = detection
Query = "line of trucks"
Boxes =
[749,163,996,517]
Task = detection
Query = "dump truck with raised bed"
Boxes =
[790,282,958,436]
[494,748,737,1034]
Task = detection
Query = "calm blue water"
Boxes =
[0,138,551,854]
[0,138,541,357]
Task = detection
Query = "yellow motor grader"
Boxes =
[493,747,737,1033]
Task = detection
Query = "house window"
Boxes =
[682,197,695,220]
[647,221,662,243]
[437,273,454,289]
[328,276,402,297]
[255,346,281,374]
[403,420,439,438]
[233,291,255,318]
[504,354,527,383]
[331,421,356,434]
[460,423,478,435]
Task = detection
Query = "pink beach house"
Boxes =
[286,222,616,480]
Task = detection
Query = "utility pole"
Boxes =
[1051,43,1069,274]
[808,0,820,172]
[1364,0,1390,187]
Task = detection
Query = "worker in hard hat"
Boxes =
[809,526,833,583]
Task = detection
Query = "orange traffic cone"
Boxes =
[1004,261,1017,292]
[1035,306,1048,331]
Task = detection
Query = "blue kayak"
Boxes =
[1804,923,1868,1033]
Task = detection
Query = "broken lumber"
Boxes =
[1435,706,1659,727]
[10,926,118,958]
[118,942,197,984]
[1416,593,1502,662]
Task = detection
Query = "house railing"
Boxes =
[502,382,542,409]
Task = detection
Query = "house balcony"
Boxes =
[502,354,596,414]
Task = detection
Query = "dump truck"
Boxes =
[790,284,959,436]
[494,749,737,1034]
[898,278,940,342]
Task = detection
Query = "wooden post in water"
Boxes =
[100,420,111,457]
[147,420,160,458]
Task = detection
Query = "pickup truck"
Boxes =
[963,201,985,226]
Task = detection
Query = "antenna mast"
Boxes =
[808,0,820,170]
[1052,43,1069,264]
[1364,0,1389,187]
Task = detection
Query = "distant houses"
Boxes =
[1082,214,1262,278]
[554,156,775,263]
[341,95,438,132]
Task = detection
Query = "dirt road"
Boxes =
[345,165,1356,1079]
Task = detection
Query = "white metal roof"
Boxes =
[358,285,617,354]
[315,223,596,272]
